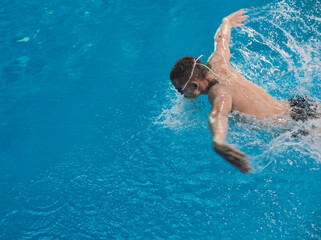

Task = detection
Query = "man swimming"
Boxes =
[170,9,320,173]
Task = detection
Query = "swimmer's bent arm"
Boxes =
[208,89,250,173]
[207,9,248,68]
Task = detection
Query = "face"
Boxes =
[172,78,200,99]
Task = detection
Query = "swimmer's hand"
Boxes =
[224,9,248,28]
[213,141,250,173]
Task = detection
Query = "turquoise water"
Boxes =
[1,0,321,239]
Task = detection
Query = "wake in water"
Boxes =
[232,0,321,99]
[232,0,321,170]
[156,0,321,172]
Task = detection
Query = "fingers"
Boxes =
[229,149,247,160]
[227,9,246,19]
[215,144,250,173]
[213,143,251,173]
[223,144,246,157]
[227,10,248,28]
[231,9,247,18]
[239,15,248,21]
[236,9,247,15]
[227,155,251,173]
[225,150,250,173]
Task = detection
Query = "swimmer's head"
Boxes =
[170,56,209,98]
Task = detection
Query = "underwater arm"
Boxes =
[207,9,248,68]
[208,89,250,173]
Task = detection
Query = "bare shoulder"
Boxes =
[207,52,230,69]
[208,84,233,105]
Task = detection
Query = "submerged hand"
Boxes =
[224,9,248,28]
[214,141,250,173]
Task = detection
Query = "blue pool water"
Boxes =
[1,0,321,239]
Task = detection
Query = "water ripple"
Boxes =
[65,174,105,217]
[0,181,18,216]
[13,209,58,232]
[21,178,63,215]
[26,233,67,240]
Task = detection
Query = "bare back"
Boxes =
[208,63,290,119]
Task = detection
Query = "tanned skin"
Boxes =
[171,10,292,173]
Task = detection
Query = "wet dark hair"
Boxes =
[169,56,208,93]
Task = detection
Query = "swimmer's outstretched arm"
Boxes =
[208,87,250,173]
[207,9,248,68]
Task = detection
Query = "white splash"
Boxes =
[157,0,321,170]
[153,86,208,131]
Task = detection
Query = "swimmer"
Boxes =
[169,9,321,173]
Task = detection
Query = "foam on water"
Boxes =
[154,87,209,131]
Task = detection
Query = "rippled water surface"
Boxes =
[1,0,321,239]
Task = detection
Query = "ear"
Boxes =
[191,81,199,90]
